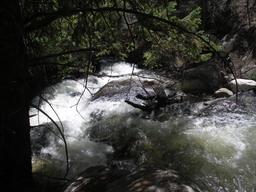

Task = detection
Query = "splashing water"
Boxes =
[30,62,256,191]
[30,62,141,177]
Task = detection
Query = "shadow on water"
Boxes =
[88,113,256,191]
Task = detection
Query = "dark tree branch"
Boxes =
[29,48,97,61]
[30,104,70,179]
[28,61,76,68]
[39,96,65,133]
[24,6,220,58]
[123,0,136,48]
[246,0,251,27]
[23,7,197,40]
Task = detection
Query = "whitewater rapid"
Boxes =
[30,62,256,191]
[29,62,146,177]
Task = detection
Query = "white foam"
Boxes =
[100,61,141,76]
[29,62,144,177]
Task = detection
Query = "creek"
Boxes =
[30,62,256,191]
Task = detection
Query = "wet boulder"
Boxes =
[92,79,169,110]
[92,79,152,101]
[64,166,195,192]
[198,91,256,116]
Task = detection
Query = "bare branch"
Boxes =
[29,48,97,61]
[39,96,65,133]
[30,104,70,179]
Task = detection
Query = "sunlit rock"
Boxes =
[214,88,233,98]
[222,34,237,53]
[229,79,256,92]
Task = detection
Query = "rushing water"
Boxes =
[30,62,256,191]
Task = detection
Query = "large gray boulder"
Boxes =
[228,79,256,92]
[92,79,169,110]
[92,79,156,101]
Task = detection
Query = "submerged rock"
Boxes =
[64,166,195,192]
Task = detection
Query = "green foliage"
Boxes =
[150,1,177,19]
[142,6,221,70]
[181,7,202,32]
[23,0,222,77]
[143,51,160,68]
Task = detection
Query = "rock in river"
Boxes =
[228,78,256,92]
[92,78,169,111]
[214,88,233,98]
[181,60,224,94]
[64,166,195,192]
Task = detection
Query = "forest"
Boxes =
[1,0,256,192]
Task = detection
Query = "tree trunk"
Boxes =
[200,0,209,29]
[0,0,33,191]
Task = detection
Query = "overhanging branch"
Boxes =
[25,6,218,53]
[29,48,97,61]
